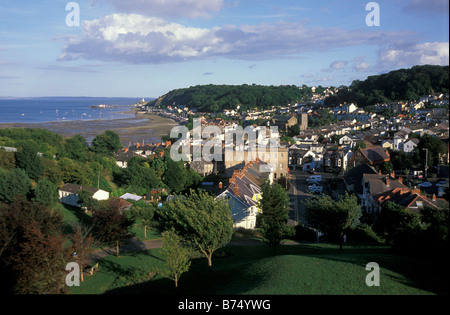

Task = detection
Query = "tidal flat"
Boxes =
[0,112,179,145]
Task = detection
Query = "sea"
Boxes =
[0,97,148,124]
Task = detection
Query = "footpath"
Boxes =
[87,237,301,265]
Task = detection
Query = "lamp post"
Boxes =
[423,148,428,179]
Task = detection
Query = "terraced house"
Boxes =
[217,159,273,229]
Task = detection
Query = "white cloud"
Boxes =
[58,14,418,65]
[329,60,348,70]
[353,61,370,71]
[378,42,449,68]
[93,0,224,19]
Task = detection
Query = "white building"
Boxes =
[58,183,109,208]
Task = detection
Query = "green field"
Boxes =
[69,243,447,295]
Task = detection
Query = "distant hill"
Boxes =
[148,65,448,112]
[147,84,312,112]
[327,65,449,107]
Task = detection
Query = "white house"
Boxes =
[339,135,356,149]
[403,138,419,154]
[58,183,110,208]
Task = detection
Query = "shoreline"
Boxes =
[0,111,179,146]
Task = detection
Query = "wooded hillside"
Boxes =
[148,84,312,112]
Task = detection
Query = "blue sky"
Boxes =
[0,0,448,97]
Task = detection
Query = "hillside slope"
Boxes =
[148,84,312,112]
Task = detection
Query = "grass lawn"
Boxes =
[69,243,448,295]
[131,223,161,241]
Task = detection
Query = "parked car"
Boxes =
[418,182,432,188]
[306,175,322,184]
[436,181,448,187]
[308,184,323,194]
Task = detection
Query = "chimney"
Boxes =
[432,194,436,200]
[411,188,421,195]
[390,171,395,178]
[398,176,403,184]
[124,147,129,153]
[234,183,239,196]
[219,182,223,190]
[166,140,171,146]
[136,142,140,148]
[379,169,382,175]
[385,176,390,187]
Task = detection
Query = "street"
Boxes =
[288,170,337,226]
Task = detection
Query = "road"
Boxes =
[288,170,336,226]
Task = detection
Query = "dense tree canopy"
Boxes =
[149,84,312,112]
[328,65,449,107]
[90,130,123,155]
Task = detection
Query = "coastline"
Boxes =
[0,111,179,146]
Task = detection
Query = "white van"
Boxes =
[306,175,322,184]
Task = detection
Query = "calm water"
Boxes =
[0,97,147,123]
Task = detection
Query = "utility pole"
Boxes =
[423,148,428,179]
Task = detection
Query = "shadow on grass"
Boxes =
[85,242,447,295]
[59,203,93,235]
[272,242,448,295]
[103,248,269,295]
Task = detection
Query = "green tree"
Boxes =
[257,181,293,253]
[58,157,91,185]
[33,179,58,207]
[288,124,300,137]
[121,161,162,191]
[375,201,421,244]
[420,205,449,256]
[64,135,90,162]
[90,130,122,156]
[354,141,367,152]
[77,189,99,212]
[0,149,15,170]
[381,161,394,174]
[305,192,362,250]
[0,168,32,203]
[128,200,155,239]
[163,158,187,193]
[14,143,43,181]
[157,229,191,288]
[418,134,446,167]
[158,190,233,270]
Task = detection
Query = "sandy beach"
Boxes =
[0,111,179,146]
